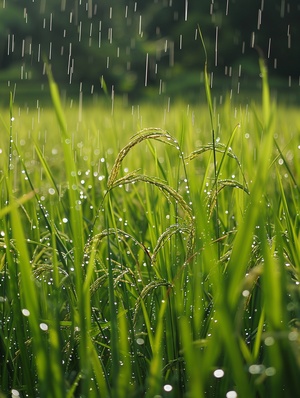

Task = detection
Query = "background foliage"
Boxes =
[0,0,300,98]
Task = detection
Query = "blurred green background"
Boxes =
[0,0,299,105]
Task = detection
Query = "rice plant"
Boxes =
[0,60,300,398]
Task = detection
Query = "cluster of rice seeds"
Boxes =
[81,132,198,394]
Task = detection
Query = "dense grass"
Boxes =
[0,68,300,398]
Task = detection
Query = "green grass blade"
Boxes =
[198,26,220,248]
[227,57,275,308]
[46,64,67,135]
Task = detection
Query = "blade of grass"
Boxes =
[9,194,51,396]
[0,191,35,218]
[46,63,90,396]
[146,298,168,397]
[106,203,120,394]
[198,26,220,251]
[227,57,275,308]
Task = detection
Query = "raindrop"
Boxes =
[267,38,272,58]
[49,13,53,31]
[257,9,262,30]
[21,309,30,317]
[176,34,181,52]
[288,331,298,341]
[226,0,229,15]
[215,27,218,67]
[136,338,144,345]
[145,53,149,86]
[278,158,284,165]
[139,15,143,36]
[226,391,237,398]
[163,384,173,392]
[249,364,265,374]
[40,323,48,331]
[213,369,224,378]
[78,21,82,42]
[251,32,255,48]
[264,336,275,346]
[184,0,188,21]
[265,367,276,376]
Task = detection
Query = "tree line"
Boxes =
[0,0,299,96]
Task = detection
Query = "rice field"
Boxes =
[0,67,300,398]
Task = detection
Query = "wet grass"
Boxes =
[0,69,300,398]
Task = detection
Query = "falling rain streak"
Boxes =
[257,9,262,29]
[251,32,255,48]
[215,26,218,67]
[267,38,271,58]
[225,0,229,15]
[184,0,188,21]
[145,53,149,86]
[287,25,291,48]
[1,0,298,105]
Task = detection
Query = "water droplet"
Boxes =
[163,384,173,392]
[40,323,48,331]
[184,0,188,21]
[265,367,276,376]
[213,369,224,378]
[249,364,264,374]
[21,309,30,317]
[226,391,237,398]
[136,338,144,345]
[264,336,275,346]
[288,331,298,341]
